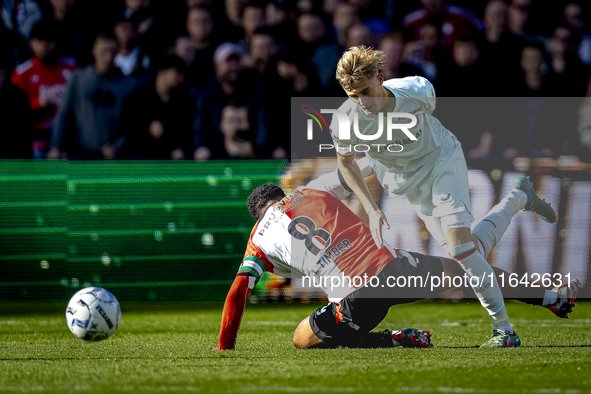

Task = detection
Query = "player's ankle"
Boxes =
[542,290,558,307]
[508,189,527,213]
[493,322,514,334]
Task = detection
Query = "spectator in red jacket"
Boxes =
[10,20,77,158]
[402,0,484,51]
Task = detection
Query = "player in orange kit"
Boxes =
[215,164,581,350]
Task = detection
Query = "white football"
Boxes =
[65,287,121,341]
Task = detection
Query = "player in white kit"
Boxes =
[331,46,558,347]
[214,167,579,351]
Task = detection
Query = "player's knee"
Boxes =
[293,330,308,349]
[293,326,312,349]
[293,316,321,349]
[441,213,473,247]
[443,227,472,247]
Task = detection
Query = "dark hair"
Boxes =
[188,5,212,18]
[522,41,546,55]
[240,0,266,19]
[275,50,314,74]
[252,26,275,37]
[94,31,117,46]
[30,20,57,42]
[270,0,296,11]
[112,11,136,27]
[223,100,248,112]
[247,184,285,219]
[158,55,186,73]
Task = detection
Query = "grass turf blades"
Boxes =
[1,300,590,393]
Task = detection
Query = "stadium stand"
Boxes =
[0,0,589,160]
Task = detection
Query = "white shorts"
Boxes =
[403,144,474,247]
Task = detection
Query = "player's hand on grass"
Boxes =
[212,346,234,351]
[368,208,390,249]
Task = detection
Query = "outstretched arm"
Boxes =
[337,153,390,248]
[216,274,255,350]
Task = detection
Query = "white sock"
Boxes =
[493,322,514,334]
[447,242,510,327]
[472,190,527,259]
[542,290,558,306]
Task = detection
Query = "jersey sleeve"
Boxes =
[238,233,273,285]
[217,227,274,350]
[218,275,251,349]
[10,69,26,93]
[329,127,355,157]
[423,77,437,112]
[408,76,436,113]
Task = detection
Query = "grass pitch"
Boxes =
[1,300,590,393]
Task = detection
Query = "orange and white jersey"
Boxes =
[238,171,397,301]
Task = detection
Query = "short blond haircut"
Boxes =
[336,46,386,91]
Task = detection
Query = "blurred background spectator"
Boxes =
[120,55,193,160]
[480,0,523,93]
[0,41,33,158]
[564,2,591,66]
[295,12,331,59]
[1,0,42,63]
[436,34,484,97]
[379,33,423,80]
[243,26,278,84]
[217,0,248,43]
[402,0,484,51]
[545,25,588,96]
[404,23,442,81]
[332,2,359,47]
[10,20,77,159]
[1,0,42,42]
[0,0,589,161]
[47,0,95,66]
[237,1,266,59]
[48,33,137,159]
[113,14,152,78]
[184,5,215,87]
[193,42,269,161]
[219,103,255,158]
[517,44,551,96]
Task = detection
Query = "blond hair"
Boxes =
[336,46,386,91]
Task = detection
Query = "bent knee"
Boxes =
[293,316,322,349]
[443,226,473,247]
[292,333,309,349]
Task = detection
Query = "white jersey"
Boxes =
[237,173,397,301]
[330,76,461,195]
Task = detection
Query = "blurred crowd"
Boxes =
[1,0,591,161]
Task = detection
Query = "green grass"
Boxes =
[1,300,591,393]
